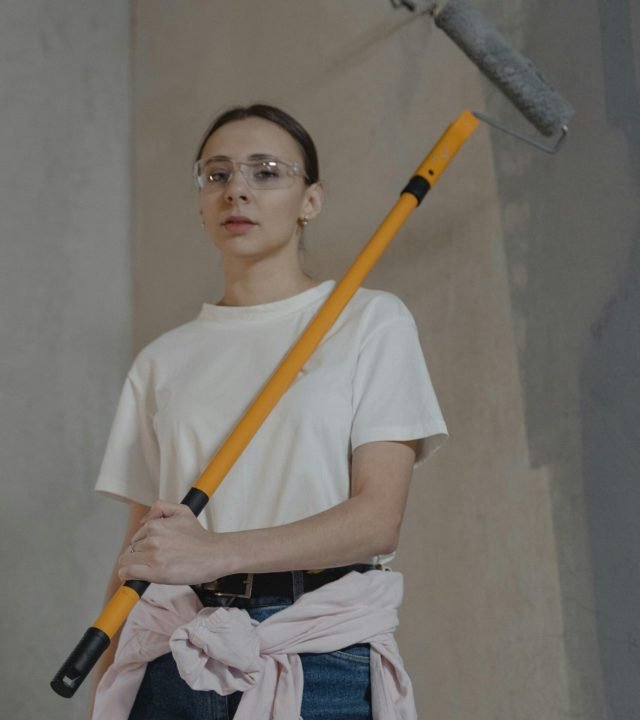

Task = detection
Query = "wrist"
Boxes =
[217,529,268,576]
[208,530,242,579]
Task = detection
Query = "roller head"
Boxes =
[435,0,574,136]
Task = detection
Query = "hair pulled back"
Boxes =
[194,104,319,185]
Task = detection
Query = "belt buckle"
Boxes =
[201,573,254,598]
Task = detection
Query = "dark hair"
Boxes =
[194,104,319,185]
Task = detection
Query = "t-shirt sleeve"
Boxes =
[350,317,448,468]
[94,362,160,506]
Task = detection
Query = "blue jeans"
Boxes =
[128,592,372,720]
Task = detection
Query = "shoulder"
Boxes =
[346,286,418,333]
[127,317,206,381]
[325,286,421,360]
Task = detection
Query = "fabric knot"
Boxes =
[170,607,263,693]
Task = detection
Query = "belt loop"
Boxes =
[291,570,305,601]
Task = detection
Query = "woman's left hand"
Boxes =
[117,500,226,585]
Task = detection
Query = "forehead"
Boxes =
[200,117,303,162]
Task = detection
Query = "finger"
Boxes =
[144,500,190,522]
[118,543,153,572]
[121,532,153,561]
[118,561,153,582]
[134,514,179,541]
[128,528,148,545]
[118,547,139,569]
[142,501,169,522]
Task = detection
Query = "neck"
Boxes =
[217,265,320,307]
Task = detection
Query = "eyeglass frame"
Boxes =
[193,156,311,191]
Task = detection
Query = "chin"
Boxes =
[215,234,294,259]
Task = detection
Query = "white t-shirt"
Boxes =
[95,280,448,564]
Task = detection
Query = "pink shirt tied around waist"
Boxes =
[93,569,417,720]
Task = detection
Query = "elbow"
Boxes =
[356,493,405,557]
[373,521,401,557]
[376,539,398,557]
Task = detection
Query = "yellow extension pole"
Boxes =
[51,110,479,698]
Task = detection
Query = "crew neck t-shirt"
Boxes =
[95,280,448,564]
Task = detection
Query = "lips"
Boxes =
[222,215,257,232]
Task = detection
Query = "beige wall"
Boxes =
[131,1,639,717]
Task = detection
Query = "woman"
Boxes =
[90,104,448,719]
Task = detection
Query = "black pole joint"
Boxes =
[401,175,431,205]
[181,486,210,516]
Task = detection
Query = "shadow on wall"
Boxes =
[581,230,640,720]
[581,3,640,716]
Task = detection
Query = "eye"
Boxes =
[251,161,284,182]
[203,162,231,185]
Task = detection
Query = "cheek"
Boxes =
[270,192,305,224]
[199,197,214,225]
[253,194,301,236]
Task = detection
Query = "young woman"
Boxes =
[90,104,448,720]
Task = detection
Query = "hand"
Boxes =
[117,500,227,585]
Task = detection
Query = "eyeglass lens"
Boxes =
[197,159,298,190]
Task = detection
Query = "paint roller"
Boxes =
[51,0,573,699]
[410,0,574,150]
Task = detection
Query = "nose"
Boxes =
[223,169,251,203]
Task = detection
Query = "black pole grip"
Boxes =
[50,626,110,698]
[401,175,431,206]
[181,486,210,516]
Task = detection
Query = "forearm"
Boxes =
[218,493,399,575]
[209,441,416,577]
[119,442,415,586]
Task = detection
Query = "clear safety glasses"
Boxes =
[193,157,308,192]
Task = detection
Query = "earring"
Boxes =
[298,216,309,227]
[200,219,205,229]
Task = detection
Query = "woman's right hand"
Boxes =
[117,500,230,586]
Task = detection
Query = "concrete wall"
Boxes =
[132,1,638,718]
[478,1,640,716]
[0,2,131,719]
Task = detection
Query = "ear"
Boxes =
[301,182,324,221]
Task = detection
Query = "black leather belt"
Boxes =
[191,564,375,602]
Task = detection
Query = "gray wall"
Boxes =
[486,1,640,716]
[0,2,131,719]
